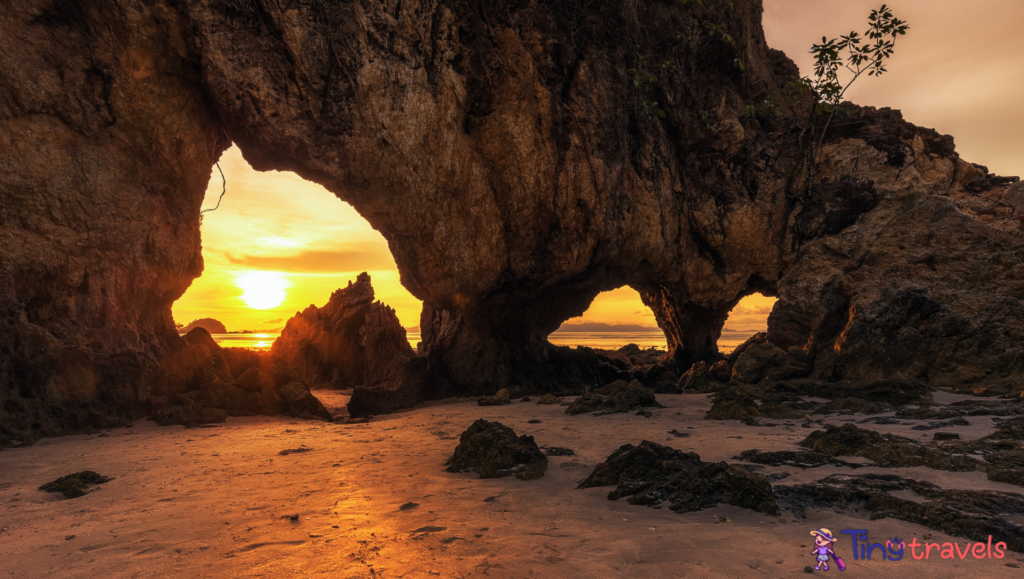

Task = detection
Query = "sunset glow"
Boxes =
[236,271,289,310]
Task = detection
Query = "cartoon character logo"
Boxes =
[810,528,846,571]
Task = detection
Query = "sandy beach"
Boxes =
[2,390,1021,578]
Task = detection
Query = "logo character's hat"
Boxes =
[810,528,836,543]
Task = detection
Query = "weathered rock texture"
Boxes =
[3,0,1023,441]
[445,419,548,480]
[272,273,412,389]
[38,470,113,499]
[0,0,228,445]
[579,440,778,514]
[269,272,423,417]
[775,474,1024,553]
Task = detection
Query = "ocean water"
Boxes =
[207,330,758,354]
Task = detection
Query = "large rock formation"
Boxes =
[2,0,1022,442]
[270,272,420,416]
[0,0,228,445]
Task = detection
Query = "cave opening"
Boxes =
[718,293,777,354]
[548,287,665,352]
[171,145,423,352]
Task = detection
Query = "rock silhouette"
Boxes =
[271,273,419,416]
[2,0,1023,442]
[445,419,548,481]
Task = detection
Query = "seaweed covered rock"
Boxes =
[775,473,1024,552]
[565,380,662,416]
[579,441,779,515]
[39,471,112,499]
[445,419,547,480]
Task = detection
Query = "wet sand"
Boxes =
[2,391,1022,578]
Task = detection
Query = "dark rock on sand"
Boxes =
[566,380,663,416]
[799,424,981,471]
[705,386,762,421]
[478,389,512,407]
[775,473,1024,552]
[736,449,862,470]
[39,471,112,499]
[911,418,970,431]
[150,397,228,427]
[988,470,1024,486]
[543,447,575,457]
[813,397,886,415]
[537,394,561,405]
[818,377,931,407]
[897,405,964,420]
[579,441,779,515]
[933,432,961,441]
[445,419,547,481]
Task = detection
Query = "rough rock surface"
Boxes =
[579,440,778,515]
[703,377,931,422]
[796,419,1024,487]
[148,358,332,426]
[0,0,228,445]
[444,419,547,481]
[272,273,414,389]
[775,474,1024,552]
[799,424,981,472]
[4,0,1024,439]
[735,449,863,470]
[565,380,662,416]
[269,273,420,417]
[39,471,112,499]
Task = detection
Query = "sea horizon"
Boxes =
[199,330,760,355]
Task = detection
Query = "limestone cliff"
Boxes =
[2,0,1022,443]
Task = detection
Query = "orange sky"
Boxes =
[172,1,1020,333]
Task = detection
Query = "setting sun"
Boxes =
[236,271,289,309]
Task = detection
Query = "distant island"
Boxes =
[554,322,660,333]
[177,318,226,334]
[176,318,281,335]
[226,328,283,334]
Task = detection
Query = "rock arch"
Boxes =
[2,0,1021,443]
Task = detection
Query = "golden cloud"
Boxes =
[225,248,396,273]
